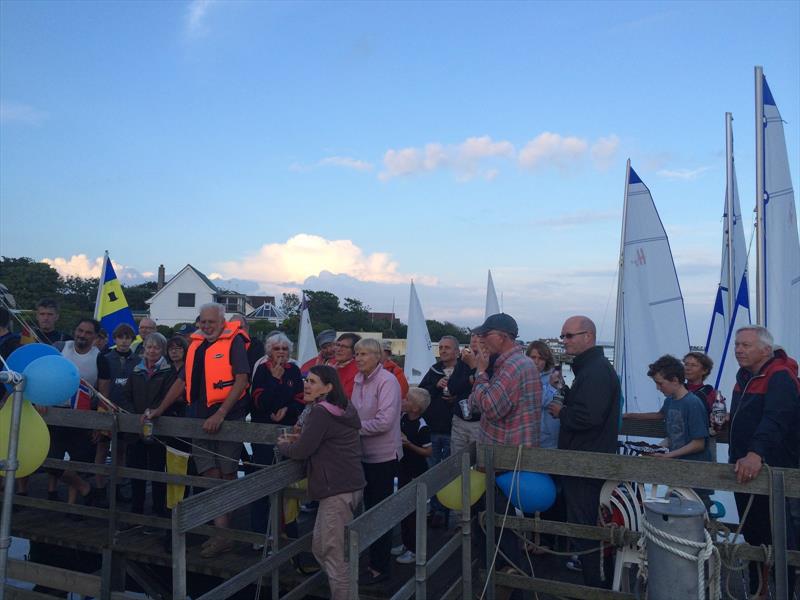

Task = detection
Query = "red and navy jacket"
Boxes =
[729,349,800,468]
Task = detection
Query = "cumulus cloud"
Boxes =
[656,166,713,181]
[216,234,438,287]
[186,0,216,35]
[318,156,374,171]
[518,132,588,171]
[42,254,151,283]
[0,101,47,125]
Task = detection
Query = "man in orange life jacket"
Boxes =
[147,302,250,558]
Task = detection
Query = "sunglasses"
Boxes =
[560,331,588,340]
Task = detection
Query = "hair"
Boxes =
[76,318,101,334]
[647,354,685,383]
[167,335,189,354]
[309,364,348,409]
[138,317,156,327]
[0,307,10,329]
[736,325,774,350]
[683,351,713,379]
[97,329,108,339]
[36,298,60,312]
[354,337,382,357]
[438,335,460,349]
[265,332,293,355]
[337,332,362,349]
[112,323,136,339]
[406,387,431,411]
[199,302,225,320]
[526,340,555,371]
[143,332,168,353]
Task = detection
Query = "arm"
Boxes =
[278,406,326,460]
[402,439,432,457]
[749,372,799,461]
[623,411,663,421]
[469,359,519,421]
[418,366,442,396]
[360,376,401,436]
[147,377,186,421]
[660,438,705,459]
[558,367,617,432]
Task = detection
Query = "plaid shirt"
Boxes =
[470,345,541,447]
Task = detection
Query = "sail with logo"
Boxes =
[403,281,435,385]
[614,161,690,413]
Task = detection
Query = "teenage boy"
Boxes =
[392,387,432,565]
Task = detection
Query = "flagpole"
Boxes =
[725,112,735,322]
[754,66,766,327]
[94,251,109,321]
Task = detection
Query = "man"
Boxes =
[29,298,71,345]
[133,317,157,355]
[469,313,541,576]
[300,329,337,374]
[350,338,402,584]
[148,303,250,558]
[729,325,799,598]
[549,315,620,588]
[333,333,361,398]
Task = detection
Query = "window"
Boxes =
[178,293,196,308]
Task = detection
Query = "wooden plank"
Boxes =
[280,570,327,600]
[389,578,415,600]
[41,458,224,488]
[620,418,729,444]
[424,531,461,576]
[493,571,635,599]
[5,586,73,600]
[493,514,641,545]
[478,445,800,498]
[125,561,171,600]
[175,460,305,533]
[7,558,100,596]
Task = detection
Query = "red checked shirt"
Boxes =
[470,345,541,447]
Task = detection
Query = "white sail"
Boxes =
[404,281,435,385]
[485,270,500,319]
[705,113,751,398]
[296,294,318,366]
[756,68,800,359]
[614,161,690,413]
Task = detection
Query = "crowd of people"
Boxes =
[1,298,798,599]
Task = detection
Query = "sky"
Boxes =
[1,0,798,344]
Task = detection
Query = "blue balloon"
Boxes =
[4,344,61,392]
[22,355,80,407]
[496,471,556,514]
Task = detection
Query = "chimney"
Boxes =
[157,265,165,290]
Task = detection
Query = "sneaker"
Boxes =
[396,550,416,564]
[391,544,406,556]
[565,555,582,572]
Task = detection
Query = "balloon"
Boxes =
[0,399,51,478]
[4,344,60,392]
[496,471,556,514]
[436,469,486,511]
[23,355,80,407]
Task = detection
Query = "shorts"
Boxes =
[192,438,243,476]
[47,425,93,476]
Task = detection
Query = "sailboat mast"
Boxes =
[613,159,631,372]
[725,112,735,321]
[754,65,766,327]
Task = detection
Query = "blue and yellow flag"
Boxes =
[94,252,138,339]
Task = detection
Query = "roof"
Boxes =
[145,264,218,305]
[246,302,287,320]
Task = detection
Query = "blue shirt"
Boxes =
[659,392,711,461]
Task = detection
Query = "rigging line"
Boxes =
[598,263,619,348]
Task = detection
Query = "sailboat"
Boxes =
[614,161,690,413]
[485,270,500,319]
[705,113,751,398]
[403,281,435,385]
[296,293,318,366]
[754,66,800,359]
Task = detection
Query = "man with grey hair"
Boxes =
[133,317,157,356]
[730,325,799,597]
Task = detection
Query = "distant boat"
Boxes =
[705,113,751,397]
[614,161,690,413]
[754,66,800,359]
[403,281,435,385]
[485,270,500,319]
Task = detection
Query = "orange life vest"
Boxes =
[185,322,251,407]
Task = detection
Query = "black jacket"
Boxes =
[419,358,474,432]
[729,350,800,468]
[557,346,620,454]
[104,349,140,412]
[121,358,178,415]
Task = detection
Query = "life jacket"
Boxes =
[185,322,250,407]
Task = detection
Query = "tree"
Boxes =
[60,276,99,312]
[279,293,301,318]
[304,290,341,328]
[341,297,371,331]
[123,282,159,311]
[0,257,61,309]
[426,320,470,344]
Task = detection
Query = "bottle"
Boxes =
[711,394,727,432]
[142,409,154,442]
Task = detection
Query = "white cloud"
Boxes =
[216,234,438,287]
[380,137,513,181]
[0,101,47,125]
[518,132,588,171]
[186,0,215,35]
[656,166,713,181]
[318,156,374,171]
[41,254,150,283]
[590,135,620,170]
[380,143,448,180]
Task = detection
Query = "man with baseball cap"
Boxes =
[300,329,337,375]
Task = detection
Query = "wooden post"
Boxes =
[415,482,428,600]
[270,491,281,600]
[460,447,473,600]
[100,416,121,600]
[348,529,360,600]
[485,445,495,600]
[771,470,788,599]
[172,508,187,600]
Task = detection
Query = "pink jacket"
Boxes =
[352,364,402,463]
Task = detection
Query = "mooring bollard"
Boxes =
[644,497,706,599]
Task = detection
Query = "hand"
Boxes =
[278,432,299,444]
[548,370,562,388]
[547,402,562,418]
[270,407,288,422]
[436,377,449,390]
[734,452,763,484]
[202,411,225,434]
[476,349,490,373]
[460,348,477,369]
[653,452,668,459]
[401,433,409,447]
[270,360,285,380]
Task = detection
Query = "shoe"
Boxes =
[360,569,389,585]
[565,555,582,572]
[391,544,406,556]
[252,542,265,551]
[200,537,233,558]
[396,550,416,564]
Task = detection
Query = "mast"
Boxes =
[754,65,766,326]
[613,159,630,374]
[725,112,735,321]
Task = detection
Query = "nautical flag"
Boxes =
[94,252,138,340]
[296,293,318,367]
[71,379,93,410]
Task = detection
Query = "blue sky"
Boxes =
[1,0,798,343]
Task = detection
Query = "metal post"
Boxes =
[485,445,495,600]
[461,448,473,600]
[415,482,428,600]
[0,374,25,600]
[771,470,788,599]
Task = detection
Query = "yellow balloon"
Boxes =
[436,469,486,511]
[0,399,50,478]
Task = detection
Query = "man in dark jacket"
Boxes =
[549,315,620,588]
[730,325,799,597]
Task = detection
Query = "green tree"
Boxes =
[123,281,159,311]
[341,297,371,331]
[60,276,99,312]
[304,290,341,328]
[279,293,301,318]
[426,320,470,344]
[0,257,61,309]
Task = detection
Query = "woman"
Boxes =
[277,365,365,600]
[526,340,563,449]
[120,332,176,518]
[166,335,188,373]
[683,352,718,414]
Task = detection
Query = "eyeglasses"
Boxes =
[560,331,588,340]
[477,330,503,339]
[273,346,289,351]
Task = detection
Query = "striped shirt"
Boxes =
[470,346,541,447]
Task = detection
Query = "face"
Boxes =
[652,373,681,398]
[478,330,507,354]
[95,336,107,350]
[438,339,458,364]
[168,344,185,363]
[334,337,355,364]
[270,340,290,364]
[560,318,593,356]
[528,349,546,372]
[402,395,421,415]
[735,330,772,372]
[355,347,380,374]
[198,308,225,341]
[114,335,134,353]
[320,342,335,361]
[138,319,157,339]
[683,356,706,383]
[73,322,98,352]
[143,341,163,364]
[36,307,58,331]
[303,372,332,402]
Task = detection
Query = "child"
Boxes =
[392,387,433,565]
[624,354,712,505]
